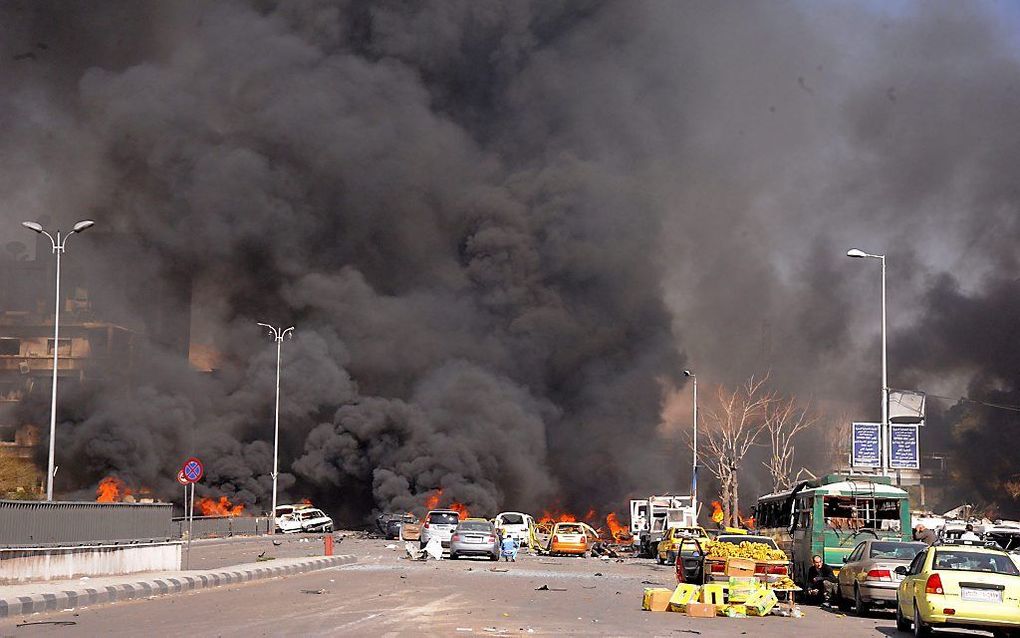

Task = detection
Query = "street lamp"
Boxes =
[22,219,96,500]
[257,323,294,522]
[684,370,698,506]
[846,247,888,478]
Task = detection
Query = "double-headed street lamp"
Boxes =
[846,248,889,478]
[684,369,698,506]
[22,219,95,501]
[257,323,294,521]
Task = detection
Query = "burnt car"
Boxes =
[377,512,418,540]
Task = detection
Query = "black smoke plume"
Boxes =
[4,1,1020,519]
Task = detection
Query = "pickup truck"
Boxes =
[675,534,791,585]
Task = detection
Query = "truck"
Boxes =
[630,494,699,558]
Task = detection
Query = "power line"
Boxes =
[924,393,1020,414]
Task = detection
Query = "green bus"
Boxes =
[752,474,911,586]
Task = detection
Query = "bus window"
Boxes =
[822,496,902,532]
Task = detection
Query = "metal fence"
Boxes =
[0,500,174,547]
[171,515,272,539]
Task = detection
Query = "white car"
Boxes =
[494,512,534,547]
[276,508,334,534]
[420,510,461,549]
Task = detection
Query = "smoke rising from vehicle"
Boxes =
[2,1,1020,517]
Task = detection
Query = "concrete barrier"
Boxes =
[0,541,182,584]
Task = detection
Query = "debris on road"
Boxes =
[535,585,566,591]
[300,589,326,594]
[16,621,78,627]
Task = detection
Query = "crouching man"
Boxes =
[806,554,838,607]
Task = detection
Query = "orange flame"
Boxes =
[710,500,724,524]
[606,512,631,542]
[424,489,442,510]
[538,509,577,524]
[300,498,312,505]
[96,476,132,502]
[197,496,245,517]
[422,489,470,518]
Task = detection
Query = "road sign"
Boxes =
[851,422,881,468]
[176,469,189,485]
[889,424,920,470]
[182,457,204,483]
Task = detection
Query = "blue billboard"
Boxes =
[852,422,881,468]
[889,424,919,470]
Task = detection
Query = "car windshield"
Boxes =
[500,514,525,525]
[717,535,778,549]
[458,521,492,532]
[870,542,926,560]
[933,550,1020,575]
[557,524,583,534]
[428,512,460,525]
[300,510,324,519]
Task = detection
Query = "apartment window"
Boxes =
[46,338,72,356]
[0,338,19,356]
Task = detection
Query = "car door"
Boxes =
[899,549,928,616]
[841,542,865,597]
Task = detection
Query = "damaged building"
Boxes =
[0,229,194,497]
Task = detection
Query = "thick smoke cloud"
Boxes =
[3,1,1020,518]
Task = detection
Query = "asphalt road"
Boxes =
[0,534,997,637]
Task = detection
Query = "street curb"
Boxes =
[0,554,355,618]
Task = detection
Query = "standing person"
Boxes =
[960,524,981,541]
[806,554,838,607]
[914,524,937,545]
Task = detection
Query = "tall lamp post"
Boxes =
[22,219,95,501]
[846,248,888,478]
[684,370,698,506]
[257,323,294,521]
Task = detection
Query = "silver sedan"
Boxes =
[449,520,500,561]
[837,539,927,615]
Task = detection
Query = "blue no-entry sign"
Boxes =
[182,457,204,483]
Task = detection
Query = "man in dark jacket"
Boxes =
[914,524,938,545]
[806,554,838,606]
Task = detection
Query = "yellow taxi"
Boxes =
[896,539,1020,637]
[657,526,710,565]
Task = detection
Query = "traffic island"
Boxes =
[0,554,355,618]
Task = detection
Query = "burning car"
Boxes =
[545,522,598,557]
[277,507,334,534]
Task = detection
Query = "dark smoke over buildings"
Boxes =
[2,1,1020,518]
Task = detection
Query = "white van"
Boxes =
[494,512,535,546]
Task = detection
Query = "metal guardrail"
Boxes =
[171,515,273,539]
[0,500,173,547]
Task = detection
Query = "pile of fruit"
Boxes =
[704,540,788,562]
[769,575,797,590]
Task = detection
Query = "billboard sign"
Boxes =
[852,422,882,468]
[889,424,920,470]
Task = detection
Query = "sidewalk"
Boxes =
[0,553,355,618]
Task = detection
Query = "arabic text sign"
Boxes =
[889,424,919,470]
[852,422,881,468]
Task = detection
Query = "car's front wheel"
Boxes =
[914,601,932,637]
[895,598,911,631]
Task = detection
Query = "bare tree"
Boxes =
[763,396,817,492]
[701,375,770,527]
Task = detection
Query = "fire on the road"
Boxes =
[197,496,245,517]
